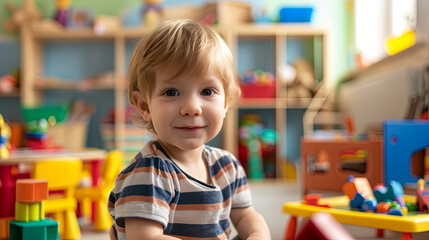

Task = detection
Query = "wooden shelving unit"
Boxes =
[20,20,329,179]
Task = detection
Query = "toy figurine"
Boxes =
[141,0,162,27]
[54,0,71,26]
[0,114,11,159]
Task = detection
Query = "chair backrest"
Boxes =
[33,157,82,196]
[101,150,123,190]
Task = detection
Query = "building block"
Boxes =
[342,176,374,200]
[9,218,58,240]
[384,120,429,185]
[16,179,48,203]
[15,201,45,222]
[0,217,14,239]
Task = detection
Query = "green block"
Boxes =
[9,219,59,240]
[15,202,43,222]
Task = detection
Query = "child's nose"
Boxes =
[180,98,202,116]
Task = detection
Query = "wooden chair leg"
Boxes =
[284,216,297,240]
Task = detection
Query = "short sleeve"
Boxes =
[230,153,252,208]
[108,154,175,229]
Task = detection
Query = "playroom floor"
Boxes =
[80,180,429,240]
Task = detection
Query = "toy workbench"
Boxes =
[283,195,429,240]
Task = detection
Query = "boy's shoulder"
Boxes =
[120,141,172,173]
[204,145,240,166]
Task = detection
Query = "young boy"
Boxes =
[108,19,271,240]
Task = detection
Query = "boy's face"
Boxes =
[135,67,228,152]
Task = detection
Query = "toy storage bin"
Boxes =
[301,138,383,194]
[47,122,88,149]
[162,1,252,25]
[240,83,276,98]
[279,7,314,23]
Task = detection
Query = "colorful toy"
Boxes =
[416,179,429,212]
[342,175,374,201]
[303,194,331,208]
[54,0,71,26]
[15,179,48,222]
[25,119,52,150]
[9,179,58,240]
[0,74,17,94]
[2,0,41,33]
[238,114,276,179]
[141,0,162,27]
[239,69,275,99]
[0,114,11,159]
[342,176,414,216]
[373,180,405,207]
[301,138,383,194]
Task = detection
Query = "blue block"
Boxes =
[384,120,429,185]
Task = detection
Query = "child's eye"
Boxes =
[201,89,214,96]
[163,89,179,96]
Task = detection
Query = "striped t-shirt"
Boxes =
[108,141,252,240]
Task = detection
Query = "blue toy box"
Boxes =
[279,7,314,23]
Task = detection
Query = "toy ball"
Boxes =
[376,202,391,213]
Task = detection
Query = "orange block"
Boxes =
[342,177,374,200]
[16,179,48,203]
[0,217,14,239]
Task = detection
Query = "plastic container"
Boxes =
[240,83,276,98]
[279,7,314,23]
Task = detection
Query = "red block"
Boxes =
[16,179,48,203]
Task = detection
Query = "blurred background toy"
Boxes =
[54,0,71,26]
[2,0,41,33]
[0,74,16,93]
[0,114,11,158]
[141,0,162,27]
[239,69,275,98]
[279,58,319,98]
[238,114,276,179]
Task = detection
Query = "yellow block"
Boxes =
[15,202,44,222]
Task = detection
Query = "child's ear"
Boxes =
[132,91,151,122]
[223,100,229,117]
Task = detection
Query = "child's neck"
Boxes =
[157,141,210,184]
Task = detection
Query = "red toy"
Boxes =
[295,212,355,240]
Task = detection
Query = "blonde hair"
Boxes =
[128,19,240,130]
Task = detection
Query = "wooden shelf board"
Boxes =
[234,23,326,36]
[34,81,115,90]
[0,90,20,97]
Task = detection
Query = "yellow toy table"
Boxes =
[282,195,429,240]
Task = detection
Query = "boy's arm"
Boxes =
[124,218,181,240]
[230,206,271,240]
